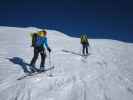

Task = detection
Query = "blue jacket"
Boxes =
[36,35,49,48]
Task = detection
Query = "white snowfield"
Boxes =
[0,26,133,100]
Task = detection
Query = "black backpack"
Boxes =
[31,33,37,47]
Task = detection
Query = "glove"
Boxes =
[47,47,51,53]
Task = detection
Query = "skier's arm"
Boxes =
[44,37,51,52]
[44,37,49,48]
[86,36,90,46]
[80,36,83,44]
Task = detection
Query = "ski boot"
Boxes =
[38,66,45,73]
[30,64,39,73]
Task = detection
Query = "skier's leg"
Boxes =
[82,44,85,55]
[40,48,46,71]
[30,47,39,72]
[86,44,89,55]
[30,48,39,66]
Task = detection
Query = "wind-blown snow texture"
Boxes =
[0,26,133,100]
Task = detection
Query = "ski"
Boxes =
[17,66,54,80]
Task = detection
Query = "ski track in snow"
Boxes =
[0,27,133,100]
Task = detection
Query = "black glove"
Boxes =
[47,47,51,53]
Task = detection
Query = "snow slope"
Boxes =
[0,26,133,100]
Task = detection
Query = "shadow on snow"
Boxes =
[6,57,31,73]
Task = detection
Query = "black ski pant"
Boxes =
[82,43,89,55]
[30,47,46,68]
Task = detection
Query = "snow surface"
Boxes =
[0,26,133,100]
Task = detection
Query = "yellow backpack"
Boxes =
[80,35,88,43]
[36,31,44,37]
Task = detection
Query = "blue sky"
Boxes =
[0,0,133,41]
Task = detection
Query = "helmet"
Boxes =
[43,30,47,36]
[42,29,47,36]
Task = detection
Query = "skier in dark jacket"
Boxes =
[80,34,89,56]
[30,30,51,72]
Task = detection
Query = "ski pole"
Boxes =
[49,52,51,67]
[48,52,53,76]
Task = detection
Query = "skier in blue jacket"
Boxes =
[30,30,51,72]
